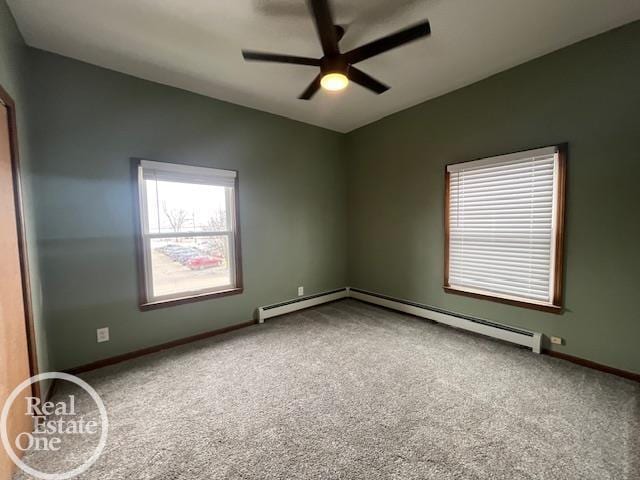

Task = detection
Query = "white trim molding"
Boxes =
[348,288,542,353]
[257,288,349,323]
[257,287,542,353]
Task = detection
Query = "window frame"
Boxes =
[132,158,243,310]
[443,144,567,313]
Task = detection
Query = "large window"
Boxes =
[444,145,566,311]
[135,160,242,308]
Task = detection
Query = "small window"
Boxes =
[444,145,566,311]
[135,160,242,308]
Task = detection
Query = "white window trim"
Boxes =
[136,160,241,306]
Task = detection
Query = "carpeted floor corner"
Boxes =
[14,299,640,479]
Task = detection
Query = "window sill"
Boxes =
[443,285,562,314]
[140,287,243,311]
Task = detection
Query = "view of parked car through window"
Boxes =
[150,236,231,298]
[137,160,239,303]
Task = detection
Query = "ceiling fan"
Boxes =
[242,0,431,100]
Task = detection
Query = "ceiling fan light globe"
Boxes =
[321,73,349,91]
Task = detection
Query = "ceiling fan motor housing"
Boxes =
[321,56,349,76]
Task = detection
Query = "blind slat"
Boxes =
[448,203,552,213]
[450,182,553,197]
[451,271,550,286]
[449,212,552,220]
[450,198,552,208]
[450,240,552,250]
[449,279,551,301]
[450,257,551,271]
[450,246,551,259]
[450,169,553,187]
[451,194,553,206]
[450,262,550,279]
[450,221,552,228]
[449,274,551,296]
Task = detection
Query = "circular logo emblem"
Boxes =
[1,372,109,480]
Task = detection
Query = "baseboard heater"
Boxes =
[257,288,349,323]
[349,288,542,353]
[257,287,541,353]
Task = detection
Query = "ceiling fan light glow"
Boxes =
[321,73,349,91]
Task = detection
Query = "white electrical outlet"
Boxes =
[550,336,563,345]
[97,327,110,343]
[297,286,304,297]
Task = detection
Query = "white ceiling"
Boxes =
[8,0,640,132]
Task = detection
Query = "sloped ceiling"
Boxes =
[8,0,640,132]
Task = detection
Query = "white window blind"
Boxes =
[446,146,562,306]
[140,160,236,187]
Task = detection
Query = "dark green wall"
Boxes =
[28,50,347,370]
[346,21,640,374]
[0,2,50,380]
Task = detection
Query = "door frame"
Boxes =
[0,83,40,399]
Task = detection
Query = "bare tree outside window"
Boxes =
[162,201,190,233]
[206,210,226,231]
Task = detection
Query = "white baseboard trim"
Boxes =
[349,288,542,353]
[256,286,542,353]
[257,288,349,323]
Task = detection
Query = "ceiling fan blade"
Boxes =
[348,67,389,94]
[242,51,320,66]
[298,74,323,100]
[345,20,431,64]
[308,0,339,56]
